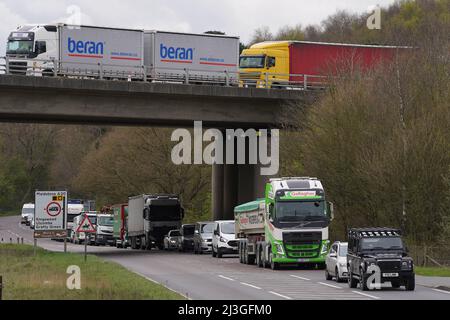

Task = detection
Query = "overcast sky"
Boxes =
[0,0,397,55]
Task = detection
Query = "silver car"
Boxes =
[325,241,348,282]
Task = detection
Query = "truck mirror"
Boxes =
[327,202,335,221]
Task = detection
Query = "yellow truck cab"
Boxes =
[240,41,290,88]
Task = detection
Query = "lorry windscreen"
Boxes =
[275,201,326,222]
[361,237,404,251]
[240,56,265,68]
[7,40,33,54]
[98,216,114,226]
[149,205,181,221]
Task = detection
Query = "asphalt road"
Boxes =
[1,215,450,300]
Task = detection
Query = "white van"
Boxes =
[21,203,34,226]
[212,220,238,258]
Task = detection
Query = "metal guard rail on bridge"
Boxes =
[0,56,327,91]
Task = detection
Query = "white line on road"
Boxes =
[290,275,311,281]
[352,290,380,300]
[269,291,293,300]
[133,271,192,300]
[433,288,450,295]
[318,282,343,289]
[218,275,236,282]
[240,282,262,290]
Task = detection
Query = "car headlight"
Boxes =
[170,240,176,244]
[402,260,413,270]
[220,237,227,243]
[339,262,346,267]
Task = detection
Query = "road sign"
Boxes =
[76,215,96,233]
[35,191,68,239]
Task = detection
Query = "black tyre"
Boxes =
[325,268,333,281]
[269,252,279,270]
[336,268,344,283]
[360,270,370,291]
[217,248,223,259]
[212,247,217,258]
[405,277,415,291]
[348,270,358,288]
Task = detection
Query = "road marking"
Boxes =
[290,275,311,281]
[352,290,380,300]
[133,270,192,300]
[240,282,262,290]
[218,275,235,282]
[433,288,450,295]
[269,291,293,300]
[318,282,342,289]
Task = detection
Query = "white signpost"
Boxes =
[34,191,68,252]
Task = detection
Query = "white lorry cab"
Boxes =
[21,203,34,225]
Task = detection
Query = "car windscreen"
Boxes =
[361,237,404,251]
[339,245,348,257]
[170,231,181,237]
[221,222,235,235]
[201,223,214,233]
[183,225,195,236]
[22,208,34,215]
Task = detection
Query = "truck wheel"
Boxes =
[256,245,262,268]
[325,268,333,281]
[247,254,256,265]
[405,277,415,291]
[348,270,358,288]
[270,253,279,270]
[131,237,137,250]
[243,244,248,264]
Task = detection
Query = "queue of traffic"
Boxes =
[20,177,415,292]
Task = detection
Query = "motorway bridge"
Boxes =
[0,74,315,220]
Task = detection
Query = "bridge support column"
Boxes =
[212,164,224,221]
[222,164,238,220]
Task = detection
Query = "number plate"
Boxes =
[297,259,310,262]
[383,273,399,277]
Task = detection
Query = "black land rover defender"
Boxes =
[347,228,415,291]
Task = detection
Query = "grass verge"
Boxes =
[415,267,450,277]
[0,211,19,217]
[0,244,185,300]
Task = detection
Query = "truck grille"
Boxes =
[9,61,27,75]
[283,232,322,259]
[377,260,401,272]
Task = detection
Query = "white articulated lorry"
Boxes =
[6,24,144,77]
[235,177,334,270]
[5,24,239,84]
[128,194,184,250]
[143,30,240,84]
